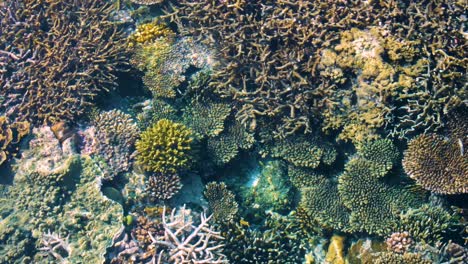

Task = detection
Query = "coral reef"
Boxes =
[222,212,311,264]
[182,100,231,138]
[129,0,164,5]
[358,138,400,174]
[403,134,467,194]
[145,172,182,201]
[0,126,123,263]
[135,119,193,173]
[375,252,431,264]
[88,109,139,180]
[269,135,336,169]
[288,165,324,188]
[207,121,255,165]
[0,116,29,166]
[204,182,239,223]
[397,204,457,245]
[325,235,346,264]
[150,206,227,263]
[0,0,128,124]
[386,231,413,254]
[299,176,350,232]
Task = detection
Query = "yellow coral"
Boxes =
[129,21,174,45]
[135,119,193,173]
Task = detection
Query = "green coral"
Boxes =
[358,138,400,175]
[182,100,231,138]
[299,176,350,231]
[397,204,457,244]
[204,182,239,223]
[135,119,193,173]
[207,121,254,166]
[270,135,336,169]
[0,127,122,263]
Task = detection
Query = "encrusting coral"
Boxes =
[0,0,128,125]
[135,119,193,173]
[204,182,239,223]
[403,134,467,194]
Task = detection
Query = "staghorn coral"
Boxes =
[129,0,164,5]
[182,100,231,139]
[38,230,71,262]
[0,116,29,166]
[90,109,139,180]
[204,182,239,223]
[150,206,228,263]
[135,119,193,173]
[403,134,467,194]
[145,172,182,201]
[0,0,128,124]
[299,176,350,232]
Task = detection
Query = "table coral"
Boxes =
[403,134,467,194]
[182,100,231,138]
[136,119,193,173]
[0,0,129,124]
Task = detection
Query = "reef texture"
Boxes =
[165,0,466,139]
[135,119,193,173]
[403,134,467,194]
[0,116,29,166]
[0,126,123,263]
[204,182,239,223]
[0,0,128,125]
[86,109,139,180]
[145,172,183,201]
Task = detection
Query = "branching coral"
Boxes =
[287,165,324,188]
[299,176,350,231]
[150,206,227,263]
[0,0,128,124]
[207,121,254,165]
[269,135,336,169]
[358,138,400,177]
[90,110,139,180]
[403,134,467,194]
[145,172,182,201]
[182,100,231,138]
[204,182,238,223]
[375,252,432,264]
[135,119,193,173]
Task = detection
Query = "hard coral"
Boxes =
[0,116,29,165]
[204,182,239,223]
[135,119,193,173]
[403,134,467,194]
[182,100,231,139]
[145,172,182,201]
[91,110,139,180]
[0,0,128,124]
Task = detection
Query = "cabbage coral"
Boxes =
[135,119,193,173]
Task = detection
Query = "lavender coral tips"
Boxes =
[135,119,193,173]
[403,134,467,194]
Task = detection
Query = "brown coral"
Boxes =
[145,173,183,201]
[0,0,128,125]
[0,116,30,165]
[386,231,413,254]
[403,134,467,194]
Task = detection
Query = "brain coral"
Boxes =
[0,0,128,124]
[135,119,193,173]
[403,134,467,194]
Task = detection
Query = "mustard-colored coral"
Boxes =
[135,119,193,173]
[0,116,30,165]
[129,21,174,45]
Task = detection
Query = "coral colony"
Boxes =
[0,0,466,263]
